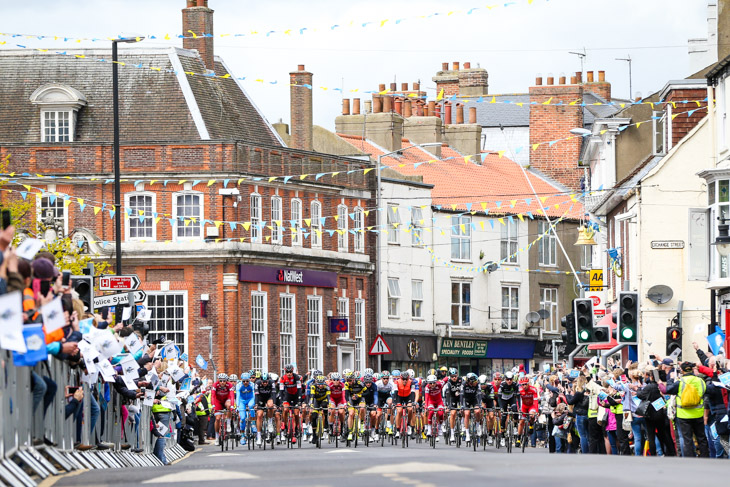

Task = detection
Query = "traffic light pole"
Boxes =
[567,344,585,368]
[599,344,626,368]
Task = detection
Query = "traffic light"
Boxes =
[574,298,609,344]
[666,326,682,356]
[561,312,576,348]
[618,291,639,344]
[71,275,93,313]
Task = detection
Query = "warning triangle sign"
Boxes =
[369,334,391,355]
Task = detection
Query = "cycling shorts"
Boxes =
[281,393,301,406]
[377,394,392,408]
[520,404,538,416]
[481,397,495,409]
[394,393,414,406]
[329,395,347,407]
[445,396,460,409]
[463,396,479,409]
[310,397,329,412]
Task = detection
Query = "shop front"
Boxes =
[533,339,569,372]
[484,339,535,376]
[438,338,490,376]
[380,333,437,378]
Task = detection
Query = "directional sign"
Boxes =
[99,275,140,291]
[93,291,146,309]
[369,334,391,355]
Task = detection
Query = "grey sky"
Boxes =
[3,0,711,130]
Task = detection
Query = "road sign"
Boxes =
[589,269,603,292]
[369,334,391,355]
[93,291,147,309]
[99,275,140,291]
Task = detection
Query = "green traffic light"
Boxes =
[621,328,634,340]
[579,330,590,341]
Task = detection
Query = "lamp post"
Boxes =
[712,217,730,257]
[112,37,144,276]
[375,142,441,371]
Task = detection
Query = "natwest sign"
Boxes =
[239,264,337,288]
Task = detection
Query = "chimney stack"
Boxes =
[584,69,612,102]
[404,100,412,118]
[182,0,215,71]
[383,95,392,113]
[353,98,361,115]
[289,64,313,151]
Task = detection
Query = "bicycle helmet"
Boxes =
[439,366,448,372]
[342,368,352,377]
[217,373,228,381]
[260,372,269,381]
[406,369,415,378]
[270,373,279,382]
[363,373,374,383]
[427,368,437,377]
[465,372,477,382]
[518,377,529,385]
[478,374,488,385]
[241,373,251,381]
[426,374,437,384]
[364,368,374,376]
[228,374,238,382]
[284,364,295,373]
[400,370,410,380]
[353,371,361,379]
[373,373,381,381]
[254,370,262,379]
[315,375,327,385]
[330,372,342,381]
[448,367,458,376]
[312,369,323,378]
[504,371,514,380]
[381,370,390,378]
[391,369,401,378]
[248,369,255,376]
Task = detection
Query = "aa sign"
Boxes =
[589,269,604,292]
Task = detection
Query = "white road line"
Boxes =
[142,469,258,483]
[356,462,471,475]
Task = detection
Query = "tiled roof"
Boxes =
[0,48,282,146]
[337,134,583,220]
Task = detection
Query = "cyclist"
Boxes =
[393,369,416,439]
[308,375,330,443]
[235,373,255,445]
[492,372,502,396]
[437,366,449,383]
[361,373,378,440]
[278,364,302,444]
[423,374,445,438]
[254,372,280,446]
[375,371,395,438]
[302,369,321,440]
[517,376,539,448]
[443,368,463,444]
[344,372,367,441]
[211,373,235,446]
[462,373,481,444]
[410,370,426,439]
[327,372,347,440]
[498,371,519,446]
[478,374,496,444]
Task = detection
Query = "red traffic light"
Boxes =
[670,329,680,340]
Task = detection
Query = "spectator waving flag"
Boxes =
[196,354,208,370]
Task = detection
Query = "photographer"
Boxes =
[637,366,676,456]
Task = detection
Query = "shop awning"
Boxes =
[587,314,617,351]
[485,339,535,359]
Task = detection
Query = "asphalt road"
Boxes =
[54,436,730,487]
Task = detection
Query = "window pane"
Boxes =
[721,180,729,203]
[462,284,470,304]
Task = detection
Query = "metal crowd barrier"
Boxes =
[0,351,189,487]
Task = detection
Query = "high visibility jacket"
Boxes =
[676,375,706,420]
[610,402,623,415]
[151,396,172,413]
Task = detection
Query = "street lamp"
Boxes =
[712,217,730,257]
[112,37,144,277]
[375,142,441,370]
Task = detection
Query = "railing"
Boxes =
[0,350,188,486]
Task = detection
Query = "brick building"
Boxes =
[0,0,377,377]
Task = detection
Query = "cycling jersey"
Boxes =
[212,381,235,411]
[443,378,463,408]
[254,379,278,407]
[278,373,302,404]
[461,381,480,408]
[328,380,346,405]
[361,382,376,406]
[519,385,539,413]
[236,381,255,413]
[395,378,415,398]
[309,384,330,409]
[345,380,366,404]
[374,379,395,407]
[480,383,495,408]
[499,380,519,400]
[423,381,445,408]
[491,380,501,395]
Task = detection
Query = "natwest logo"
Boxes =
[277,269,303,283]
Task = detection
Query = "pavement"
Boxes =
[53,435,730,487]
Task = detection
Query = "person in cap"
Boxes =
[665,361,710,457]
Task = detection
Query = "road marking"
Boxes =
[356,462,471,475]
[208,453,241,457]
[142,470,258,483]
[325,449,360,453]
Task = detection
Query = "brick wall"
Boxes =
[528,84,584,191]
[182,3,215,71]
[665,88,708,147]
[290,66,313,151]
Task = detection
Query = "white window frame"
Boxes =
[337,297,349,318]
[311,200,322,248]
[125,192,156,241]
[580,244,593,270]
[501,219,518,264]
[279,294,296,370]
[387,278,401,318]
[387,204,400,244]
[540,287,559,333]
[354,299,365,371]
[411,279,424,319]
[501,286,520,331]
[538,221,557,267]
[652,110,667,156]
[250,193,262,243]
[271,196,283,244]
[354,207,365,253]
[307,296,323,373]
[451,281,471,327]
[42,110,73,143]
[337,204,348,252]
[173,191,204,239]
[144,291,188,354]
[451,215,472,261]
[411,206,424,246]
[291,198,302,246]
[38,193,68,236]
[251,292,268,372]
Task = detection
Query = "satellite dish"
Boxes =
[526,311,541,324]
[537,308,551,320]
[486,263,499,273]
[646,284,673,305]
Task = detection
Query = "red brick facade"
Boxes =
[182,1,215,71]
[665,88,708,147]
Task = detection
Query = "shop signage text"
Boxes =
[439,338,488,358]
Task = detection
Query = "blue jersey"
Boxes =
[236,381,255,410]
[304,378,315,400]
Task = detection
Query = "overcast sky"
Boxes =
[3,0,712,130]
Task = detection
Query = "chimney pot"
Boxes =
[353,98,361,115]
[364,100,372,114]
[416,103,424,116]
[464,62,471,69]
[342,98,350,116]
[390,82,397,92]
[442,62,449,71]
[401,82,408,92]
[186,0,195,7]
[404,99,412,118]
[428,100,436,117]
[373,95,382,113]
[445,103,453,124]
[559,75,566,85]
[383,94,393,112]
[570,75,577,85]
[456,105,464,124]
[453,62,460,71]
[413,82,420,91]
[535,74,543,86]
[297,64,305,71]
[587,71,594,83]
[394,99,403,115]
[598,70,606,82]
[547,73,554,85]
[469,106,477,124]
[576,71,582,83]
[379,83,386,92]
[196,0,206,6]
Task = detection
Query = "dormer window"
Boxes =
[30,83,87,143]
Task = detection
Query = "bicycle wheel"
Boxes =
[506,419,513,453]
[472,419,477,452]
[521,427,528,453]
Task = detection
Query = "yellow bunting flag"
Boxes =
[436,89,444,101]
